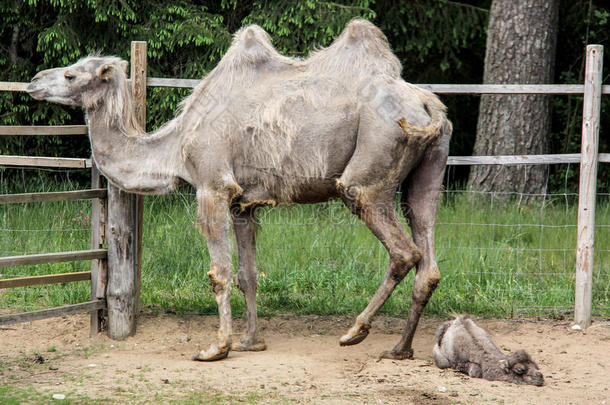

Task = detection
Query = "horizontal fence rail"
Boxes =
[2,80,610,94]
[3,153,606,169]
[147,77,201,88]
[0,188,106,204]
[0,271,91,289]
[448,153,610,165]
[0,155,91,168]
[0,249,107,269]
[0,125,88,136]
[0,82,28,91]
[0,300,105,325]
[147,79,610,94]
[420,84,610,94]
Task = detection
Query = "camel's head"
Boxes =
[27,56,128,108]
[500,349,544,386]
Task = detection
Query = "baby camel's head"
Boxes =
[501,349,544,386]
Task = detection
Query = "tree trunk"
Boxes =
[468,0,559,197]
[9,1,21,70]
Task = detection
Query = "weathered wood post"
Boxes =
[90,161,107,335]
[131,41,147,314]
[106,185,139,339]
[106,41,146,339]
[574,44,603,328]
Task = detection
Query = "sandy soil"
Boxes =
[1,313,610,404]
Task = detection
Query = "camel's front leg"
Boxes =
[231,207,266,351]
[194,190,234,361]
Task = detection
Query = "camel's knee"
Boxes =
[235,269,247,292]
[426,262,441,290]
[412,263,440,301]
[208,264,232,294]
[235,268,256,293]
[389,245,423,281]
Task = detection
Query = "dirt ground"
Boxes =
[1,313,609,404]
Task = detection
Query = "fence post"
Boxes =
[131,41,147,315]
[106,41,146,339]
[89,160,107,335]
[106,185,139,339]
[574,44,603,328]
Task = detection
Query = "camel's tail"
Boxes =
[397,88,452,144]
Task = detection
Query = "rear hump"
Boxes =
[307,18,402,79]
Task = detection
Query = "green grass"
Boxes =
[0,384,116,404]
[1,185,609,319]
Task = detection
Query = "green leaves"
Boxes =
[243,0,375,55]
[377,0,487,75]
[37,19,82,66]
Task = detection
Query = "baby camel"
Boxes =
[433,315,544,386]
[27,19,452,361]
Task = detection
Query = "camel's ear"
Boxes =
[507,350,530,367]
[96,64,115,81]
[513,363,527,375]
[119,60,129,73]
[499,359,509,373]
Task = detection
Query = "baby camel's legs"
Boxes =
[231,207,266,351]
[338,188,422,346]
[194,189,234,361]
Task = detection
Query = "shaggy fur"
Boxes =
[434,315,544,386]
[80,56,142,136]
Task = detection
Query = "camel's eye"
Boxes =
[64,73,76,82]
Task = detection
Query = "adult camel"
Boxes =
[27,19,452,361]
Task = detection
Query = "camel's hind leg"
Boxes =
[335,107,428,347]
[338,186,422,347]
[231,207,266,351]
[379,133,450,360]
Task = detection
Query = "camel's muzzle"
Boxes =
[26,82,45,100]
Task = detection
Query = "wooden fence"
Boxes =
[0,42,607,337]
[0,155,107,333]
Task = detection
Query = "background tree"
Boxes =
[467,0,560,196]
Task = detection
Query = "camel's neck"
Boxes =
[87,107,186,195]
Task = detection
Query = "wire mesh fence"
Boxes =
[2,169,607,319]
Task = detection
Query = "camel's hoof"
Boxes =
[339,322,371,346]
[377,348,414,361]
[193,344,230,362]
[231,337,267,352]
